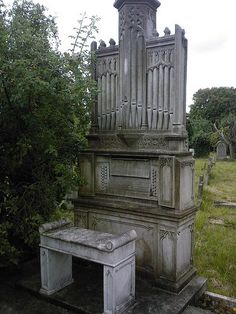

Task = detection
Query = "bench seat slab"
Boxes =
[39,224,137,314]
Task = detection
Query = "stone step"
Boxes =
[182,306,214,314]
[18,259,207,314]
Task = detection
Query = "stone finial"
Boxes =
[153,30,159,37]
[90,41,97,51]
[109,38,116,46]
[99,40,106,49]
[164,27,171,36]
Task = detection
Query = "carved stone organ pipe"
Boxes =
[163,56,170,130]
[106,73,111,130]
[110,73,115,130]
[101,75,106,129]
[147,69,153,129]
[157,64,164,130]
[152,67,158,129]
[137,34,143,129]
[169,66,174,130]
[115,73,119,129]
[131,30,137,129]
[97,77,102,129]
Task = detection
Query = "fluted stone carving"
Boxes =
[76,0,197,293]
[91,0,187,136]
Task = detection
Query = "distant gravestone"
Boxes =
[189,148,195,156]
[216,141,227,160]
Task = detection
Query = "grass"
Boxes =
[194,158,236,298]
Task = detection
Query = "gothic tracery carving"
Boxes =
[96,55,119,78]
[138,136,168,149]
[160,229,180,241]
[159,157,173,168]
[147,47,174,69]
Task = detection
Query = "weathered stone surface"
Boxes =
[18,259,207,314]
[42,226,137,252]
[216,141,227,160]
[74,196,197,293]
[39,223,137,314]
[74,0,199,294]
[92,0,187,135]
[183,306,214,314]
[39,218,71,234]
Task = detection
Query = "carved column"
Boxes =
[114,0,160,129]
[173,24,188,134]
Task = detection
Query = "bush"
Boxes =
[0,0,98,266]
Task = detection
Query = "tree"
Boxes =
[0,0,98,266]
[187,117,213,157]
[187,87,236,157]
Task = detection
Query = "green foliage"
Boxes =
[187,118,213,157]
[190,87,236,124]
[187,87,236,156]
[0,0,98,266]
[194,159,236,297]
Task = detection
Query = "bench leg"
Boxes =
[40,247,73,295]
[103,256,135,314]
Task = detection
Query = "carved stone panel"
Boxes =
[159,156,175,208]
[110,158,150,178]
[176,223,194,279]
[158,219,195,282]
[108,158,151,199]
[74,211,88,229]
[79,153,95,196]
[150,160,159,198]
[96,53,119,131]
[176,158,195,210]
[96,55,119,78]
[159,228,178,280]
[146,46,175,130]
[137,135,168,150]
[95,157,110,192]
[96,135,127,150]
[147,46,174,69]
[94,157,162,200]
[118,4,157,39]
[89,212,157,273]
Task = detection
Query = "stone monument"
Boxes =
[74,0,196,293]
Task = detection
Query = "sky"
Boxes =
[5,0,236,110]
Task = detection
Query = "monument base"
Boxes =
[17,258,207,314]
[154,267,197,293]
[74,195,197,293]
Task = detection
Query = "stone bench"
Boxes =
[39,219,137,314]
